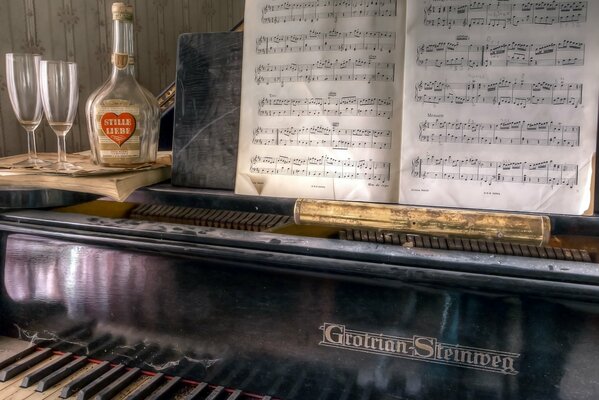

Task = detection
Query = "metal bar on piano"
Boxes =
[95,367,141,400]
[184,382,209,399]
[59,360,111,398]
[76,363,126,400]
[20,351,73,387]
[145,376,181,400]
[36,356,87,392]
[124,372,164,400]
[0,348,52,382]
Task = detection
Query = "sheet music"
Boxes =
[236,0,404,201]
[400,0,599,214]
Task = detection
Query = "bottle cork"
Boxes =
[112,2,133,21]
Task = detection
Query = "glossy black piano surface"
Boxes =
[2,188,599,399]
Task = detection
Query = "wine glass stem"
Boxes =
[26,130,38,161]
[57,135,67,164]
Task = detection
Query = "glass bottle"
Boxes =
[86,2,159,166]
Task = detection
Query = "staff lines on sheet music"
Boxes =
[424,1,587,28]
[258,96,393,118]
[419,120,581,146]
[255,59,395,86]
[251,155,391,182]
[417,40,585,68]
[252,126,393,149]
[411,156,578,187]
[256,30,396,55]
[415,80,583,108]
[262,0,397,24]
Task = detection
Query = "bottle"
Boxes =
[86,2,159,166]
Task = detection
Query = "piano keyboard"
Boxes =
[340,229,594,263]
[0,346,274,400]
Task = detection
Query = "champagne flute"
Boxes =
[39,60,80,171]
[5,53,48,166]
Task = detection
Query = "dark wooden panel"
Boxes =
[171,32,243,190]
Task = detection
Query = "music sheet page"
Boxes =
[400,0,599,214]
[235,0,404,202]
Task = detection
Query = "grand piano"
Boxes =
[1,183,599,399]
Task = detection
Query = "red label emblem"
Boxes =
[100,112,136,146]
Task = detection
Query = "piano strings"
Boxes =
[256,30,396,55]
[417,40,585,68]
[415,80,583,108]
[261,0,397,24]
[419,120,580,146]
[252,126,393,149]
[255,59,395,86]
[250,155,392,181]
[258,96,393,118]
[424,1,588,28]
[411,156,579,187]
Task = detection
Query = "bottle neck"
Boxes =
[111,19,135,76]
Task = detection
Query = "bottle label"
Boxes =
[111,53,134,69]
[101,112,136,146]
[95,100,141,163]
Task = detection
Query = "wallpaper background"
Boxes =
[0,0,245,157]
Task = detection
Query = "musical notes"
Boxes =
[419,120,580,146]
[415,80,583,108]
[250,155,391,182]
[258,96,393,118]
[256,30,396,55]
[255,59,395,86]
[411,156,578,187]
[417,40,585,68]
[262,0,397,24]
[252,126,393,149]
[424,1,588,28]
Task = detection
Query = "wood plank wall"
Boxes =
[0,0,245,157]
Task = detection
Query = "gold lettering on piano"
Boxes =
[320,323,519,375]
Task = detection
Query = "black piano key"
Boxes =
[226,389,242,400]
[95,367,141,400]
[206,385,225,400]
[0,347,52,382]
[582,251,593,263]
[88,336,125,358]
[284,369,307,399]
[0,346,37,370]
[145,376,181,400]
[185,382,209,399]
[125,372,164,400]
[20,351,73,388]
[76,364,126,400]
[60,360,111,398]
[36,355,88,392]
